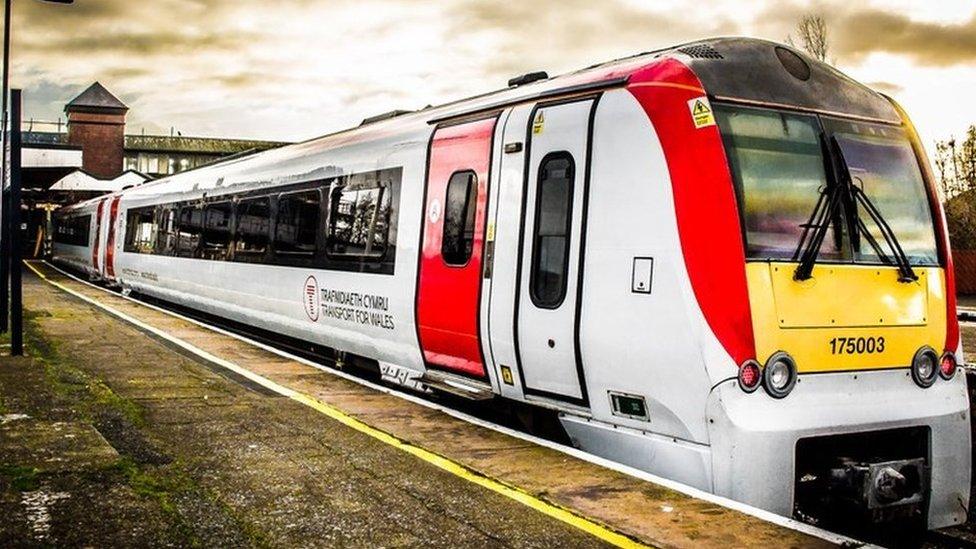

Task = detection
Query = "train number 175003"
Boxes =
[829,336,885,355]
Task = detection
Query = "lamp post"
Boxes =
[0,0,73,337]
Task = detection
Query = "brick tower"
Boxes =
[65,82,128,178]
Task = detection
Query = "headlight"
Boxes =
[911,347,939,388]
[738,360,762,393]
[939,352,958,380]
[763,352,797,399]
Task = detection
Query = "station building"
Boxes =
[18,82,289,256]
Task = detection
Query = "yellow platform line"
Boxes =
[24,261,650,548]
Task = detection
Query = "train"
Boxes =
[51,37,970,530]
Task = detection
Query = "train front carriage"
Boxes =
[49,37,970,533]
[626,39,970,529]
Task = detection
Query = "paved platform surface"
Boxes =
[0,263,839,548]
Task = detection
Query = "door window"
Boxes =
[442,171,478,266]
[530,152,575,308]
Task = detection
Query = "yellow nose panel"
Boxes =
[769,264,927,328]
[746,263,946,372]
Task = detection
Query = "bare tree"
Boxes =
[787,14,830,63]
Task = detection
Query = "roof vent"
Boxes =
[508,71,549,87]
[677,44,723,60]
[360,109,413,126]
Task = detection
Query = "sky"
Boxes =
[9,0,976,151]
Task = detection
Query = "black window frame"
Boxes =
[53,213,92,247]
[273,188,321,257]
[232,195,272,261]
[155,207,178,255]
[325,174,393,263]
[123,206,157,254]
[176,205,205,258]
[441,170,479,267]
[201,201,234,260]
[110,167,401,275]
[529,151,576,309]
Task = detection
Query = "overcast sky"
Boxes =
[10,0,976,150]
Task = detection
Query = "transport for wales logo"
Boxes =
[303,276,320,321]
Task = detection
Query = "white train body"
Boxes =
[52,38,971,529]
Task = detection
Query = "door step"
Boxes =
[419,370,494,401]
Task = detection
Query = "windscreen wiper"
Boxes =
[850,181,918,282]
[792,179,845,281]
[793,135,846,281]
[831,136,918,283]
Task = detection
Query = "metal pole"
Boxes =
[9,88,21,355]
[0,0,10,334]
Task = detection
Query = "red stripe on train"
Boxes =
[626,59,756,365]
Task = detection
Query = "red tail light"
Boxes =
[939,352,958,380]
[738,361,761,393]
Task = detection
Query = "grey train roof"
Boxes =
[669,37,900,123]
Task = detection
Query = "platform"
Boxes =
[0,261,855,547]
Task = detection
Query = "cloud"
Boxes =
[446,0,741,78]
[5,0,976,145]
[833,11,976,66]
[23,30,255,56]
[21,79,78,123]
[751,2,976,67]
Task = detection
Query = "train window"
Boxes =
[714,106,842,261]
[104,167,400,273]
[441,171,478,266]
[823,117,939,266]
[326,176,391,260]
[202,202,233,260]
[176,206,204,258]
[530,152,575,308]
[123,207,156,254]
[156,208,177,255]
[54,214,91,247]
[234,196,271,257]
[275,190,320,255]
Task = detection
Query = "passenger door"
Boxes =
[505,99,594,404]
[416,117,497,378]
[92,197,108,276]
[104,196,122,279]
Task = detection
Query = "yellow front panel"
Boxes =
[746,263,946,373]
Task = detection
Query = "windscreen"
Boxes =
[826,118,939,265]
[716,105,938,266]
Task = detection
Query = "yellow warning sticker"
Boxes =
[486,222,496,242]
[688,96,715,129]
[500,365,514,385]
[532,112,545,134]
